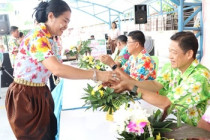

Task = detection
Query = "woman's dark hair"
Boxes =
[127,30,145,47]
[54,36,58,40]
[19,32,24,38]
[170,31,198,59]
[33,0,71,23]
[112,21,117,29]
[117,35,127,43]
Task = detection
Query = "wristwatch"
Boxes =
[130,85,142,98]
[111,64,118,70]
[130,85,138,96]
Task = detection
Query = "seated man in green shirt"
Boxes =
[112,31,210,126]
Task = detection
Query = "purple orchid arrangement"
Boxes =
[113,103,153,139]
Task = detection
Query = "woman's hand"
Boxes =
[97,71,120,84]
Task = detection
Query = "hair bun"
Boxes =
[33,1,49,23]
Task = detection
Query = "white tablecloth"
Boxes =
[62,79,95,109]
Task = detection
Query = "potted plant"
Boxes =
[64,46,78,60]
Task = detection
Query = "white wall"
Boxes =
[201,0,210,69]
[144,31,176,68]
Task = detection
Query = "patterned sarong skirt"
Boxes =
[5,82,57,140]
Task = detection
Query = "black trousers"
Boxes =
[49,74,58,92]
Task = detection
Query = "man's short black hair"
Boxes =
[10,26,18,33]
[117,35,127,43]
[127,30,145,47]
[170,31,198,59]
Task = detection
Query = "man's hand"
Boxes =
[197,118,210,132]
[99,55,115,66]
[110,80,131,93]
[111,73,134,93]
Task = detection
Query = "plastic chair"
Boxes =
[151,56,159,72]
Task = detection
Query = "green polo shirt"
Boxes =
[156,59,210,126]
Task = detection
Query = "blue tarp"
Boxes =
[52,79,64,140]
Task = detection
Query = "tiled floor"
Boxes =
[0,87,16,140]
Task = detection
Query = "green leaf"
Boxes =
[154,128,172,132]
[113,106,117,112]
[176,109,181,127]
[152,121,173,128]
[149,109,162,123]
[109,107,113,114]
[103,105,109,112]
[107,95,112,102]
[146,137,155,140]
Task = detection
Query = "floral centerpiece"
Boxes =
[64,46,78,59]
[113,103,210,140]
[81,83,137,116]
[79,56,106,71]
